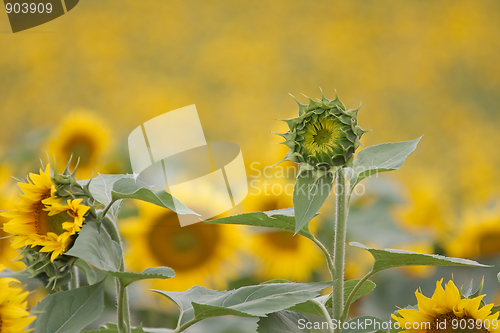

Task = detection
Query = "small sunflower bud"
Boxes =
[278,90,366,174]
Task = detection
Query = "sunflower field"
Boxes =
[1,1,500,333]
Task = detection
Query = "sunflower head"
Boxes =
[392,279,500,333]
[1,163,96,289]
[277,90,366,174]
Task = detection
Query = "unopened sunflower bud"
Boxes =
[278,90,366,175]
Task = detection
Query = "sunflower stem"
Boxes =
[116,278,131,333]
[340,269,374,323]
[102,207,131,333]
[313,299,334,333]
[311,234,335,281]
[172,318,202,333]
[100,199,117,219]
[332,168,349,331]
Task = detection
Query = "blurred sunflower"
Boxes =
[121,201,243,292]
[1,165,90,262]
[445,208,500,259]
[0,264,36,332]
[393,279,499,333]
[245,177,323,282]
[46,110,112,179]
[393,176,453,239]
[0,165,24,271]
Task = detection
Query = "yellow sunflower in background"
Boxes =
[445,208,500,259]
[393,279,500,333]
[46,110,112,179]
[121,201,244,292]
[1,165,90,262]
[0,265,36,332]
[0,165,25,271]
[245,176,323,282]
[393,175,454,239]
[345,243,375,280]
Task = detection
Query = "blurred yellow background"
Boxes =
[1,0,500,326]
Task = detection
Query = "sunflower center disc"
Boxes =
[62,136,94,167]
[264,231,299,250]
[313,129,332,145]
[148,212,220,270]
[37,204,71,236]
[479,233,500,256]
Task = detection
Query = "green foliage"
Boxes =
[66,222,123,272]
[154,282,331,328]
[290,279,376,316]
[111,178,195,215]
[350,137,421,190]
[32,281,105,333]
[74,259,99,285]
[350,242,489,273]
[83,174,195,219]
[107,267,175,287]
[257,311,311,333]
[205,208,317,241]
[293,173,334,234]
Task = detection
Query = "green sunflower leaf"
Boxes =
[205,208,316,241]
[257,310,312,332]
[290,279,375,316]
[351,137,422,190]
[74,259,99,285]
[293,173,334,234]
[107,267,175,287]
[153,282,331,327]
[66,222,123,272]
[111,178,196,215]
[32,281,105,333]
[351,242,490,273]
[82,174,135,205]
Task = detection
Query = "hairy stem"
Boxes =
[311,234,335,281]
[172,318,202,333]
[116,278,131,333]
[103,210,132,333]
[332,168,349,331]
[340,269,375,322]
[313,299,334,333]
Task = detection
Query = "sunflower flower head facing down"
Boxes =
[1,163,94,288]
[0,265,36,332]
[393,279,500,333]
[277,90,366,176]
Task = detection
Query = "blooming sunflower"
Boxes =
[46,110,112,179]
[445,208,500,259]
[392,279,500,333]
[1,165,90,262]
[120,201,243,292]
[0,265,36,332]
[245,177,323,282]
